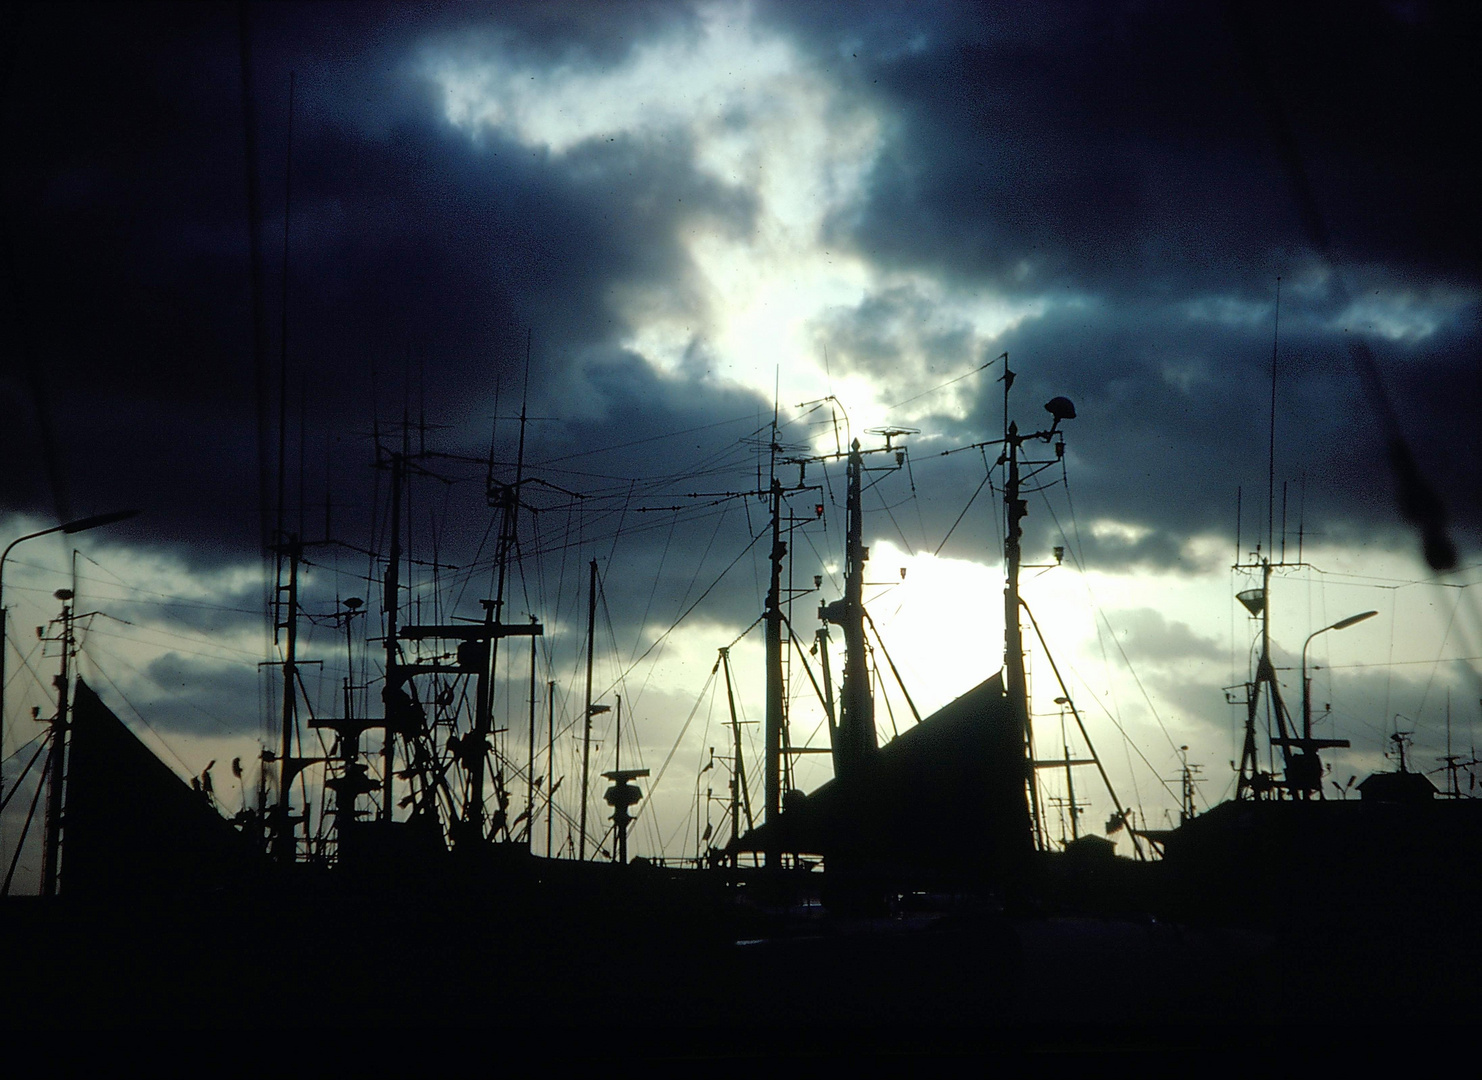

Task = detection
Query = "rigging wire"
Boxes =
[78,633,243,739]
[1059,658,1180,806]
[83,614,265,665]
[1041,469,1183,765]
[862,609,921,725]
[885,353,1003,413]
[70,551,265,616]
[933,459,994,556]
[3,627,57,704]
[1,732,51,896]
[627,658,721,844]
[0,734,49,814]
[630,509,679,667]
[603,523,769,696]
[534,412,762,468]
[1410,582,1464,724]
[75,655,200,779]
[874,655,900,740]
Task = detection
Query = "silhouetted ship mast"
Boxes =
[9,340,1478,1037]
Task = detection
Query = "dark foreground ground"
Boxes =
[5,877,1475,1052]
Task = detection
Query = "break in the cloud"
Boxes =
[426,2,1047,431]
[1105,607,1224,668]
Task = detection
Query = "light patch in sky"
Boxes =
[1182,277,1478,347]
[428,1,1047,434]
[856,542,1004,718]
[1089,519,1153,545]
[1180,294,1272,329]
[1331,284,1478,343]
[1159,357,1214,395]
[1179,532,1237,572]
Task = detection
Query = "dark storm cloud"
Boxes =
[778,1,1286,295]
[2,0,1475,616]
[780,0,1479,289]
[1108,608,1223,667]
[133,651,263,737]
[812,283,983,383]
[768,0,1479,563]
[1,1,761,565]
[877,268,1477,577]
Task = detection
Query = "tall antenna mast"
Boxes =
[763,396,784,869]
[274,536,302,859]
[819,439,876,780]
[462,331,534,840]
[579,559,599,860]
[545,679,555,857]
[526,615,537,849]
[1000,359,1039,848]
[936,367,1072,853]
[40,591,75,896]
[720,648,755,860]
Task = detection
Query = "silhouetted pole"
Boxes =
[720,648,754,855]
[1003,419,1039,849]
[273,536,302,858]
[1238,559,1303,795]
[844,441,873,763]
[382,451,404,823]
[1,511,134,803]
[40,592,74,896]
[613,693,622,862]
[526,616,537,850]
[278,538,300,782]
[726,657,741,862]
[467,600,495,838]
[1062,736,1079,841]
[579,560,597,860]
[1302,611,1378,744]
[546,679,555,857]
[821,440,875,781]
[816,626,837,747]
[763,476,784,869]
[1236,561,1271,799]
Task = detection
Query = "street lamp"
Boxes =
[1301,610,1378,742]
[1,510,137,785]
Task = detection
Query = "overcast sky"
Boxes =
[2,1,1478,866]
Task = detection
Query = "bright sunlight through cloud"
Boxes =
[428,1,1046,433]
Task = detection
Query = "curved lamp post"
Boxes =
[1,510,137,789]
[1301,609,1378,742]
